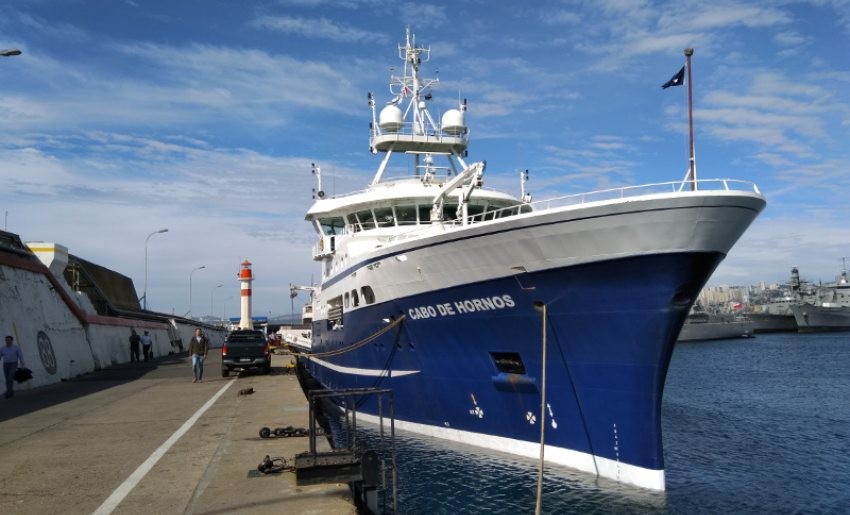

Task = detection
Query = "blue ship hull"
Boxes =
[306,251,723,484]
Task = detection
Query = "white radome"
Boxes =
[441,108,465,135]
[379,105,404,133]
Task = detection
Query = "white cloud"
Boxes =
[710,215,850,287]
[0,41,372,134]
[542,9,581,26]
[773,30,807,47]
[0,130,370,315]
[250,15,387,43]
[18,13,91,42]
[694,69,844,166]
[275,0,373,7]
[573,1,793,71]
[398,2,448,26]
[658,4,789,32]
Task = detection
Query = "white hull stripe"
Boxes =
[355,411,666,491]
[310,356,420,377]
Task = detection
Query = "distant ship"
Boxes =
[278,284,315,352]
[745,298,798,333]
[789,264,850,332]
[746,312,798,333]
[677,303,754,342]
[300,29,765,491]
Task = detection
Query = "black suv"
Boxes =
[221,330,271,377]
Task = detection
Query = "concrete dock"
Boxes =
[0,352,356,515]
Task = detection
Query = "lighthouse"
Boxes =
[238,260,254,329]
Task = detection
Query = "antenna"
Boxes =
[521,169,531,203]
[312,163,325,199]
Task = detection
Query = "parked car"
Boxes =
[221,330,271,377]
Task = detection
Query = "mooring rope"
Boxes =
[549,314,600,480]
[289,314,406,358]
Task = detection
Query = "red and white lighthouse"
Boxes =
[238,260,254,329]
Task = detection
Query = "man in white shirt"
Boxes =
[2,335,25,398]
[140,331,153,362]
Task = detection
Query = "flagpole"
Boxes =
[685,47,696,191]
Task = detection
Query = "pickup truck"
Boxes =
[221,330,271,377]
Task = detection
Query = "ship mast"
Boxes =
[685,48,697,191]
[368,28,469,186]
[394,28,438,137]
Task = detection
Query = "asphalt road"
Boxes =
[0,352,354,515]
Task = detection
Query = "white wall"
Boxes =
[0,263,227,391]
[0,265,93,389]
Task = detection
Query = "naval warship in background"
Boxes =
[789,262,850,331]
[676,302,754,342]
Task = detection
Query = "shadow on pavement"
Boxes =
[0,352,199,423]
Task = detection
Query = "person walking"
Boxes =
[129,329,141,362]
[2,335,25,399]
[188,328,209,383]
[140,331,153,362]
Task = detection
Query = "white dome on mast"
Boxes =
[379,105,404,133]
[441,109,465,135]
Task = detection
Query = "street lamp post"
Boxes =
[2,50,20,233]
[188,265,206,318]
[210,284,223,320]
[143,228,168,310]
[222,296,234,325]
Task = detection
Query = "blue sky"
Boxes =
[1,0,849,317]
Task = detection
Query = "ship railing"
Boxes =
[385,178,761,242]
[370,119,469,141]
[521,178,761,212]
[311,176,418,201]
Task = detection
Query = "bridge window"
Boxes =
[374,207,395,228]
[444,203,458,220]
[396,205,417,225]
[418,205,432,224]
[357,209,376,230]
[319,217,345,235]
[467,204,485,220]
[346,213,361,232]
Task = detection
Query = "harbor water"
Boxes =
[356,332,850,513]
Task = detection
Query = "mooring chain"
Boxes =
[288,314,406,358]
